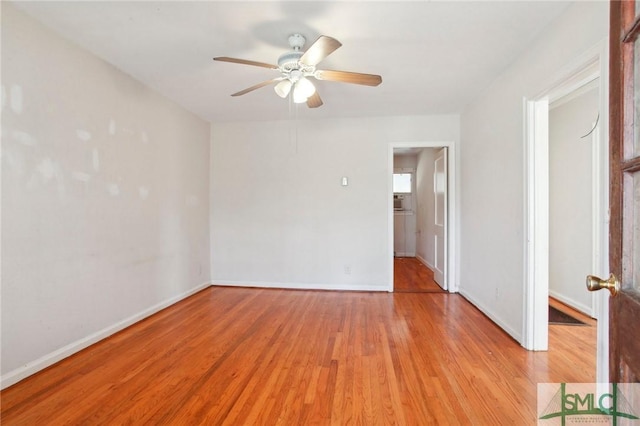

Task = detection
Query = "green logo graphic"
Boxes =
[539,383,639,425]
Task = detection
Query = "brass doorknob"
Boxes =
[586,273,619,297]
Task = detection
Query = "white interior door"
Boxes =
[433,148,447,289]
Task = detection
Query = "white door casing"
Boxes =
[388,141,457,293]
[522,41,609,385]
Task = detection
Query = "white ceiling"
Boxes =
[12,1,571,123]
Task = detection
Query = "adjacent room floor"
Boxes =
[393,257,445,293]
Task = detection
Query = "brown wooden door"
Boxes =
[609,0,640,384]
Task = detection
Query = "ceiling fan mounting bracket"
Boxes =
[288,34,306,50]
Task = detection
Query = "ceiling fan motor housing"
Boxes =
[277,34,311,73]
[277,51,304,72]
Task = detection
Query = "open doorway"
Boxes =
[523,44,608,384]
[388,142,457,293]
[549,79,600,317]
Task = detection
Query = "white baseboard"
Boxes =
[415,254,435,270]
[458,289,523,345]
[212,280,389,292]
[548,290,594,318]
[1,282,212,390]
[394,252,416,258]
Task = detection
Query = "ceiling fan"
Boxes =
[213,34,382,108]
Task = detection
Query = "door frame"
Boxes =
[522,41,609,382]
[388,141,457,293]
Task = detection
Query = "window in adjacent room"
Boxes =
[393,173,412,193]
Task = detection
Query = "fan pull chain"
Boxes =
[287,92,299,154]
[295,97,299,154]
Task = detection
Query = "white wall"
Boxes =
[1,4,211,387]
[393,155,418,169]
[549,84,599,315]
[459,1,608,342]
[211,115,459,290]
[416,149,438,268]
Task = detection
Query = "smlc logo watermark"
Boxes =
[538,383,640,425]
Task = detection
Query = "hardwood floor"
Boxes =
[394,257,445,292]
[1,287,596,425]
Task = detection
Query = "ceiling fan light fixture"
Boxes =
[294,77,316,98]
[274,79,292,98]
[292,86,309,104]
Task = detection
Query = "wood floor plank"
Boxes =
[1,285,596,425]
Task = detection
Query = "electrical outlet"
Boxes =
[344,265,351,275]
